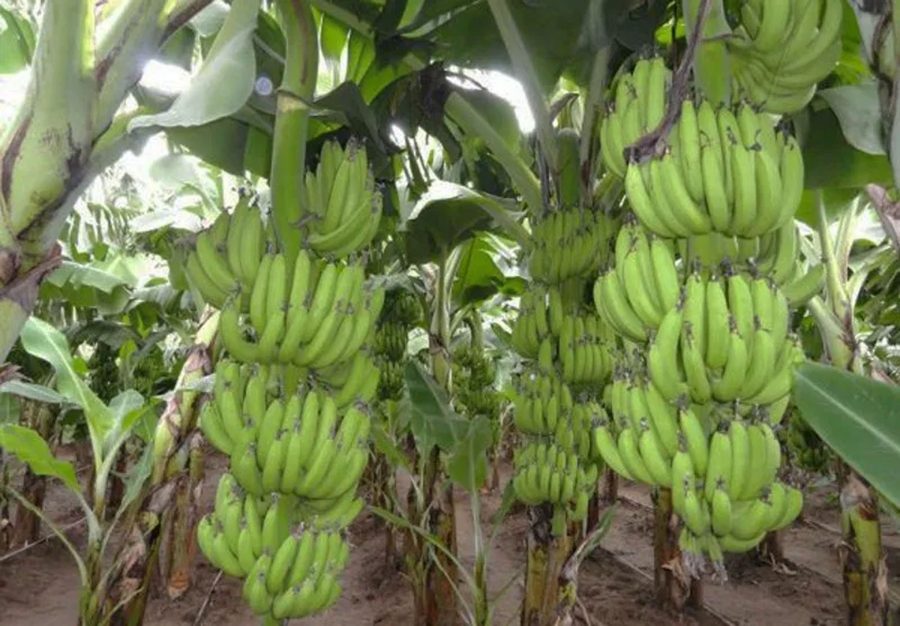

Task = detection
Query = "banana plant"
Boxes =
[371,360,502,626]
[0,0,224,365]
[0,317,156,626]
[796,193,893,625]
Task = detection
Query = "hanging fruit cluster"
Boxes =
[373,289,420,401]
[187,140,383,623]
[528,209,616,283]
[512,283,616,385]
[451,342,501,419]
[603,57,803,239]
[728,0,843,114]
[508,130,618,526]
[591,52,825,577]
[784,409,833,473]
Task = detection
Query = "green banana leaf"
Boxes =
[793,362,900,508]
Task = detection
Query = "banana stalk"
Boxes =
[270,0,318,262]
[682,0,732,106]
[601,468,618,504]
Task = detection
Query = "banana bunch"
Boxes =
[226,388,371,503]
[377,360,406,401]
[599,57,672,178]
[647,268,806,408]
[373,321,409,361]
[512,440,600,521]
[570,398,605,459]
[198,477,350,620]
[593,400,803,570]
[511,370,575,436]
[301,140,382,258]
[510,288,550,359]
[757,224,826,306]
[383,288,422,327]
[184,194,267,309]
[529,208,612,283]
[603,371,681,470]
[314,351,381,409]
[511,371,599,457]
[554,313,614,386]
[201,355,379,453]
[592,383,680,489]
[785,408,832,473]
[452,344,501,418]
[624,99,804,239]
[680,224,825,307]
[372,289,419,401]
[251,527,348,620]
[219,252,384,367]
[593,219,680,342]
[594,220,681,342]
[729,0,843,114]
[199,360,271,456]
[512,283,614,377]
[678,232,767,276]
[197,474,271,578]
[671,416,803,574]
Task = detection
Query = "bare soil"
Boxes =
[1,454,898,626]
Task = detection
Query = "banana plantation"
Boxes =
[1,1,900,625]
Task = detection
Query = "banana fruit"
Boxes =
[729,0,843,114]
[184,193,266,309]
[599,57,672,178]
[218,254,384,367]
[196,140,386,621]
[453,343,502,418]
[302,140,382,258]
[512,438,599,522]
[601,57,804,239]
[529,207,616,283]
[372,289,420,401]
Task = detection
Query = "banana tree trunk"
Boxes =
[159,435,205,599]
[0,453,10,551]
[840,471,890,625]
[423,469,459,626]
[826,326,890,625]
[601,468,618,504]
[11,400,54,546]
[0,0,213,364]
[107,313,217,626]
[521,505,572,626]
[809,194,891,625]
[368,437,399,566]
[652,488,700,611]
[413,255,459,626]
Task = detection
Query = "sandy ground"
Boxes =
[1,451,899,626]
